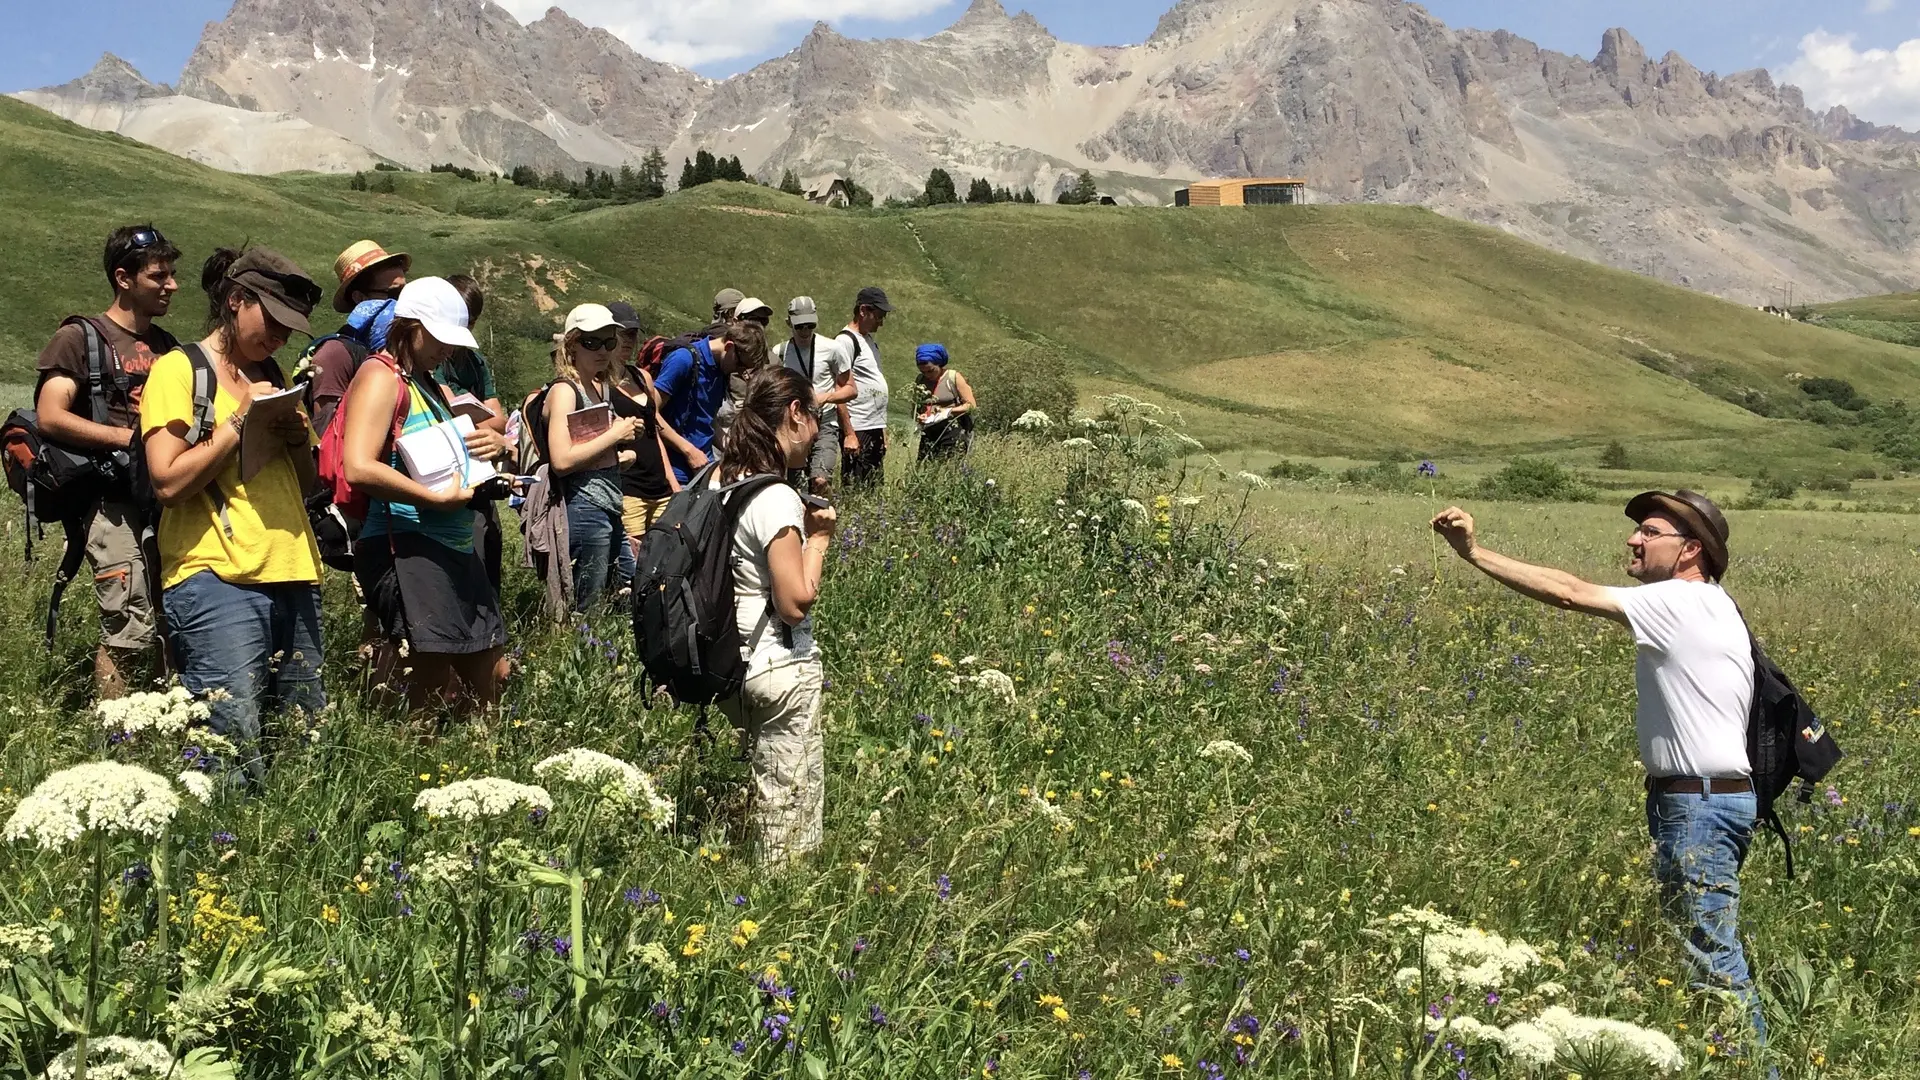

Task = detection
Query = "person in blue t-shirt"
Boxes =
[654,320,768,482]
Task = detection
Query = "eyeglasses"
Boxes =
[577,335,618,352]
[1632,523,1691,541]
[128,228,166,250]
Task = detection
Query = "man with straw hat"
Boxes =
[308,240,411,432]
[1430,490,1768,1046]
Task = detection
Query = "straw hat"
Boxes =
[330,240,411,313]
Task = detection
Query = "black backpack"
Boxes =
[517,378,589,474]
[631,461,782,705]
[1,318,165,644]
[1743,619,1844,878]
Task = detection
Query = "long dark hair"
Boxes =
[720,367,814,481]
[201,248,258,348]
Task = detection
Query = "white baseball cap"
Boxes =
[734,297,774,321]
[393,277,478,349]
[563,303,621,335]
[787,296,818,326]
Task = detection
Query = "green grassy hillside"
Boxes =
[5,94,1917,479]
[1809,291,1920,348]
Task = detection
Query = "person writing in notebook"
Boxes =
[140,247,325,785]
[342,277,509,719]
[546,304,642,611]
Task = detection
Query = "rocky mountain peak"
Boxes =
[1594,27,1651,84]
[42,53,172,102]
[957,0,1009,24]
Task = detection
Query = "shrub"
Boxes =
[1340,461,1420,492]
[1599,440,1629,469]
[1751,474,1797,501]
[1266,459,1324,482]
[1476,458,1595,502]
[964,342,1077,434]
[1801,377,1867,411]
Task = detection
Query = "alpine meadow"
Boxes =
[1,95,1919,1080]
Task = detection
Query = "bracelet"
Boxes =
[227,412,246,438]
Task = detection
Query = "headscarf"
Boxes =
[343,297,396,351]
[915,343,950,367]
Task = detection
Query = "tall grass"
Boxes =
[0,420,1915,1077]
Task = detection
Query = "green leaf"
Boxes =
[804,1051,827,1079]
[180,1048,240,1080]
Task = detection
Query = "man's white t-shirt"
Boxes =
[836,327,889,432]
[728,481,816,674]
[774,335,851,418]
[1604,579,1754,778]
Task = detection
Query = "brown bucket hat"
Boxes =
[228,248,321,335]
[1626,489,1730,581]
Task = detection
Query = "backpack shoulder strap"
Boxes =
[836,329,864,363]
[181,344,219,448]
[179,344,234,538]
[62,316,115,423]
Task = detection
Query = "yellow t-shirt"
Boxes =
[140,348,322,589]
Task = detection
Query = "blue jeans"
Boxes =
[1646,786,1765,1042]
[163,572,325,786]
[566,498,624,611]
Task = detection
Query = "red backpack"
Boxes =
[636,332,702,380]
[312,352,411,567]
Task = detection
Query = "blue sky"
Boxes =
[5,0,1919,125]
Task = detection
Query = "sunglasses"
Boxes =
[577,334,618,352]
[1632,523,1691,542]
[129,228,167,250]
[241,267,324,308]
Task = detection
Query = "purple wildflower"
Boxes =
[868,1002,890,1028]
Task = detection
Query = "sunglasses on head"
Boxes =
[129,228,166,250]
[240,267,324,308]
[577,334,618,352]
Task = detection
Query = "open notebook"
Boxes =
[395,414,498,493]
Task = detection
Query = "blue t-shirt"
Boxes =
[361,378,477,553]
[656,338,727,482]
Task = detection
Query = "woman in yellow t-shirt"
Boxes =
[140,247,325,785]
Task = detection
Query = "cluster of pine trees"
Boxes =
[911,168,1040,206]
[678,150,752,189]
[507,149,672,204]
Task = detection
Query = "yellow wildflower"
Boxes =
[1038,994,1064,1007]
[683,923,708,957]
[1161,1053,1183,1069]
[1052,1006,1071,1023]
[321,904,340,925]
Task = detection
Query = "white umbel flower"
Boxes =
[1199,739,1253,765]
[533,748,674,828]
[1526,1006,1686,1073]
[1235,471,1271,489]
[1118,498,1148,520]
[0,922,56,967]
[949,668,1016,704]
[1424,924,1541,988]
[413,778,552,824]
[1012,410,1053,432]
[1061,437,1094,449]
[39,1035,176,1079]
[1426,1014,1556,1068]
[176,771,215,805]
[4,762,180,849]
[95,686,210,738]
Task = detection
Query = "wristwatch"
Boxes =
[227,411,246,438]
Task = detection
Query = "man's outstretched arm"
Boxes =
[1431,506,1628,624]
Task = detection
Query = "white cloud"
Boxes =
[1781,29,1920,129]
[492,0,958,69]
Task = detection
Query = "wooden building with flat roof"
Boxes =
[1174,178,1309,206]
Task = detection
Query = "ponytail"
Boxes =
[720,367,814,481]
[201,247,253,347]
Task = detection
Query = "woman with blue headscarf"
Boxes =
[912,343,976,462]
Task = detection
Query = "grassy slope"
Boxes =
[5,95,1917,475]
[1809,291,1920,349]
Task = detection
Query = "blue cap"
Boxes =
[915,343,949,366]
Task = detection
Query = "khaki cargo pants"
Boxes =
[719,657,825,864]
[87,499,157,652]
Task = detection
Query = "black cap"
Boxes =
[856,286,894,313]
[606,301,642,331]
[1626,489,1730,581]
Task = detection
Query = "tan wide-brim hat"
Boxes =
[1626,489,1730,581]
[331,240,411,313]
